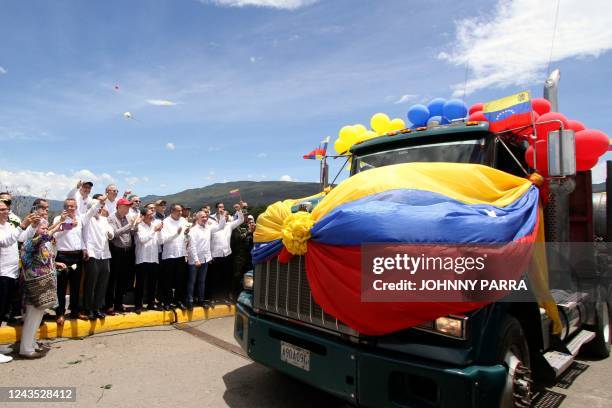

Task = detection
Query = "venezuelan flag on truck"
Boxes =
[483,91,533,133]
[303,136,330,160]
[251,163,561,335]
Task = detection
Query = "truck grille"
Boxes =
[253,256,359,337]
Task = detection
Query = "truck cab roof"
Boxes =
[350,122,492,157]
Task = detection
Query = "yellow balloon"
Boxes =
[339,125,358,145]
[370,113,391,134]
[363,130,378,140]
[389,118,406,132]
[353,124,367,135]
[334,138,349,155]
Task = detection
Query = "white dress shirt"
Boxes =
[0,222,25,279]
[187,218,225,265]
[67,187,92,217]
[104,199,117,216]
[135,222,161,264]
[161,216,189,260]
[82,201,114,260]
[211,211,244,258]
[53,215,84,252]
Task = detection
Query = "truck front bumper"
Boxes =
[234,303,507,408]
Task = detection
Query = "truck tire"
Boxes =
[582,301,611,358]
[496,316,532,408]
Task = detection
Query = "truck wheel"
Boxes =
[496,317,533,408]
[582,302,611,358]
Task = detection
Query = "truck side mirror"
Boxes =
[547,129,576,177]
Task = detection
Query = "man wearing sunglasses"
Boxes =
[129,196,141,218]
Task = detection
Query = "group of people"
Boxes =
[0,180,256,362]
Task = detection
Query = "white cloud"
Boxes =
[0,66,6,75]
[256,152,268,158]
[147,99,177,106]
[206,0,317,10]
[0,168,115,200]
[125,177,141,185]
[142,176,150,183]
[439,0,612,96]
[165,142,175,150]
[280,175,293,181]
[250,56,257,63]
[395,94,418,104]
[115,170,131,175]
[207,146,221,152]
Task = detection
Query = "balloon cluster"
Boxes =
[467,98,609,174]
[407,98,468,128]
[334,113,406,154]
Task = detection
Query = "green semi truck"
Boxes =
[234,74,611,407]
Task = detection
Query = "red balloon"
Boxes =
[575,129,609,159]
[531,98,551,116]
[468,110,487,122]
[567,119,586,133]
[469,103,484,115]
[576,156,599,172]
[525,141,549,176]
[535,112,569,141]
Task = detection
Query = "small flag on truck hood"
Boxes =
[483,91,533,133]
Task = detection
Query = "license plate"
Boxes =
[280,341,311,371]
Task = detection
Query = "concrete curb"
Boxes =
[0,305,235,344]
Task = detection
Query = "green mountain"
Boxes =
[140,181,322,211]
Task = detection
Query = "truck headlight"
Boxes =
[434,316,466,339]
[243,271,254,290]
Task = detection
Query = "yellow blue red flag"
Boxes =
[483,91,532,133]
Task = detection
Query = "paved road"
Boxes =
[3,316,611,407]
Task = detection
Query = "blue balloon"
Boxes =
[443,99,468,121]
[407,104,430,127]
[427,115,443,126]
[441,117,450,125]
[427,98,446,117]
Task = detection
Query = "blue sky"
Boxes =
[1,0,611,199]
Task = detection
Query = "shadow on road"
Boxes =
[222,362,347,408]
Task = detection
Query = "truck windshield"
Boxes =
[351,137,494,174]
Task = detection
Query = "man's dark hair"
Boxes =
[171,203,183,211]
[33,198,48,207]
[140,208,151,216]
[215,202,223,209]
[0,192,10,196]
[92,193,103,200]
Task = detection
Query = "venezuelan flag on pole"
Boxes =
[483,91,533,133]
[229,188,240,197]
[303,136,330,160]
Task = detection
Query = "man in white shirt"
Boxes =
[66,180,93,216]
[81,194,115,320]
[0,201,38,363]
[135,208,163,313]
[52,198,86,324]
[208,202,245,305]
[186,211,225,309]
[104,184,119,215]
[160,203,190,310]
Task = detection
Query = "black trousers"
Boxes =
[55,251,83,317]
[135,262,158,309]
[107,245,132,310]
[160,257,187,305]
[0,276,16,325]
[206,255,231,302]
[83,258,110,313]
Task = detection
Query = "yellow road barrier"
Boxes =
[0,305,235,344]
